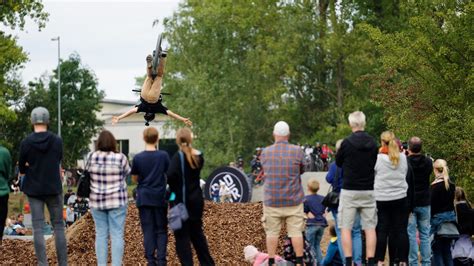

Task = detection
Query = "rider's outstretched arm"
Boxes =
[112,106,139,125]
[166,109,192,126]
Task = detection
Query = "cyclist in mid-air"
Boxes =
[112,50,192,126]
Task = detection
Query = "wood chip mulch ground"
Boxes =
[0,202,330,265]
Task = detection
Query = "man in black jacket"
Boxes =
[406,137,433,266]
[336,111,378,266]
[19,107,67,266]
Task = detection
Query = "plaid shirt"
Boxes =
[261,141,305,207]
[87,151,130,210]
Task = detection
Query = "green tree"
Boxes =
[3,54,105,167]
[0,0,48,147]
[362,1,474,196]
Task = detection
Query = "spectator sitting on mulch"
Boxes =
[4,218,15,236]
[13,214,27,235]
[321,224,343,266]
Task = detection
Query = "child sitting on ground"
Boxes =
[112,51,192,126]
[304,178,327,265]
[244,245,288,266]
[321,224,343,266]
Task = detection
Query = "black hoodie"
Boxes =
[407,154,433,206]
[336,131,378,190]
[19,131,63,197]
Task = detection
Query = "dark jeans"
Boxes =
[138,206,168,266]
[0,194,8,243]
[375,197,409,264]
[28,194,68,266]
[174,218,215,266]
[432,238,454,266]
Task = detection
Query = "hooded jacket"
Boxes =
[19,131,63,196]
[336,131,378,190]
[407,154,433,206]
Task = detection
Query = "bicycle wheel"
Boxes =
[151,33,163,76]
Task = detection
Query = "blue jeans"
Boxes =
[331,209,362,265]
[28,194,68,266]
[408,206,431,266]
[306,225,326,265]
[91,205,127,266]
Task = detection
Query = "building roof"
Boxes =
[102,99,138,106]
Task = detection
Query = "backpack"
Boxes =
[282,235,317,266]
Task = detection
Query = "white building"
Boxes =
[87,99,178,160]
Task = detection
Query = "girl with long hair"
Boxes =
[430,159,456,266]
[373,131,412,265]
[167,128,215,265]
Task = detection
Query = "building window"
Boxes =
[117,140,129,157]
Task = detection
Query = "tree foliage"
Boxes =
[2,54,105,168]
[362,1,474,196]
[162,0,472,197]
[0,0,48,146]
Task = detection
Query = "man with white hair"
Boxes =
[260,121,305,266]
[336,111,378,266]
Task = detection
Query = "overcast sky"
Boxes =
[7,0,180,101]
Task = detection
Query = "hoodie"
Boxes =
[336,131,378,190]
[19,131,63,197]
[407,154,433,206]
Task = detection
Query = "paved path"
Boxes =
[251,171,330,202]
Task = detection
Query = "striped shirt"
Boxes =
[261,141,305,207]
[87,151,130,210]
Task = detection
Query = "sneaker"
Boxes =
[146,55,152,68]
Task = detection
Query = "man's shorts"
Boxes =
[337,189,377,230]
[262,204,305,238]
[136,97,168,115]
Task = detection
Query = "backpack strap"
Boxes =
[178,151,186,204]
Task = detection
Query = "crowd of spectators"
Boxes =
[1,106,473,266]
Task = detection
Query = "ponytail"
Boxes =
[176,128,201,169]
[381,131,400,166]
[180,142,200,169]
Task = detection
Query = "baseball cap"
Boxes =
[273,121,290,136]
[30,106,50,124]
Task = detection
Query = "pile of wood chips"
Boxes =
[2,202,327,265]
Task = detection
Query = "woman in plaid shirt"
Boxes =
[87,130,131,266]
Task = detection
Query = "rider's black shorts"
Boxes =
[136,97,168,115]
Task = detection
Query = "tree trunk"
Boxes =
[336,55,344,109]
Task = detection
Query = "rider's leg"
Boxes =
[145,57,166,103]
[140,76,154,101]
[140,55,154,101]
[157,57,166,77]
